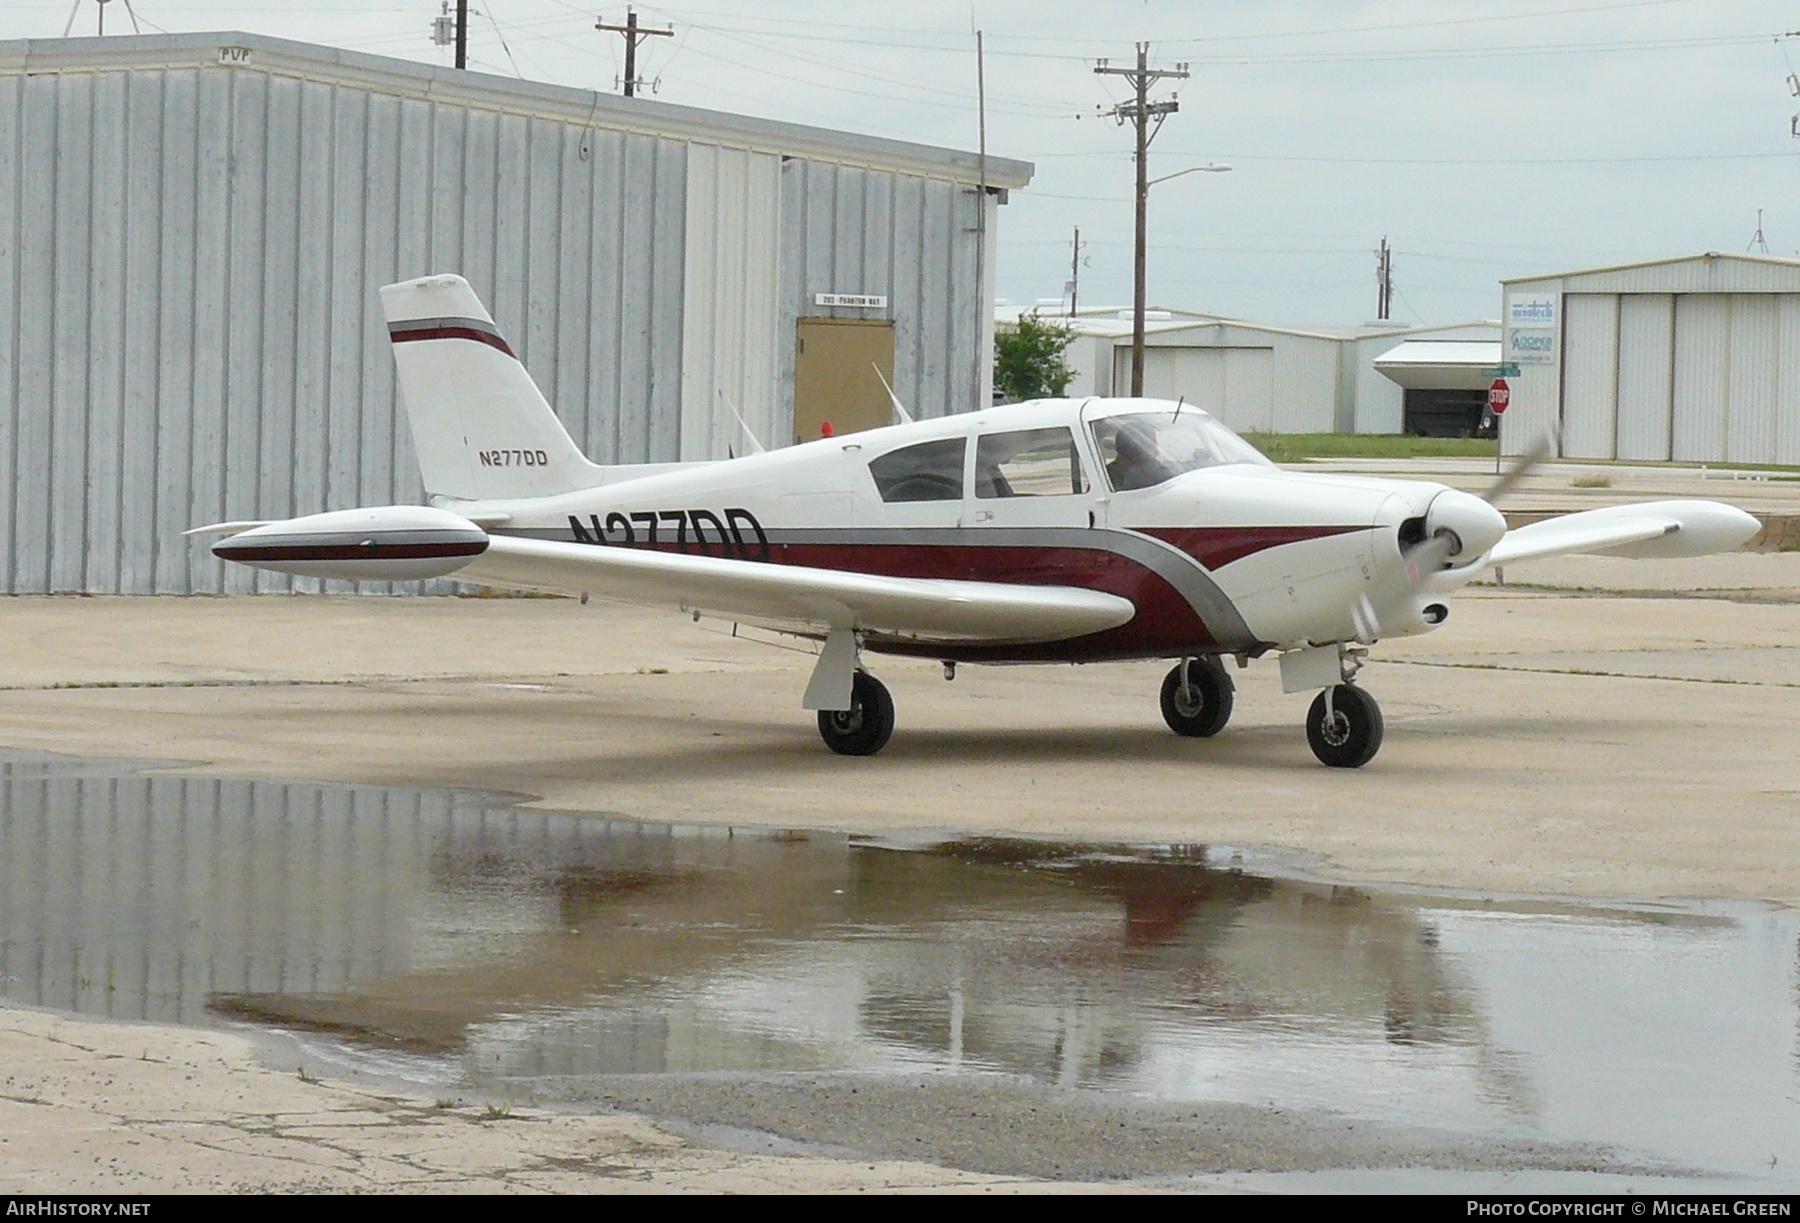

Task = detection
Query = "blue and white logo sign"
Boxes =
[1507,294,1558,329]
[1507,329,1557,364]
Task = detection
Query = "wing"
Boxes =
[463,535,1136,645]
[1482,499,1760,569]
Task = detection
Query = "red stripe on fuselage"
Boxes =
[388,324,515,357]
[1141,524,1367,570]
[774,539,1213,662]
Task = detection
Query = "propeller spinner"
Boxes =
[1352,434,1551,643]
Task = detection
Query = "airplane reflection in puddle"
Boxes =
[0,752,1787,1155]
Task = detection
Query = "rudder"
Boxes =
[381,274,601,501]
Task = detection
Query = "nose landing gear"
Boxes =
[1306,683,1384,768]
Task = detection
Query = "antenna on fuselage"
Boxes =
[872,364,914,425]
[717,390,766,455]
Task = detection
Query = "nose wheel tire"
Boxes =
[1306,684,1383,768]
[817,671,896,757]
[1160,658,1234,738]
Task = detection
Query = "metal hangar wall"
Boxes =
[1501,253,1800,463]
[0,32,1029,593]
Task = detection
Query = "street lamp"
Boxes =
[1146,163,1233,188]
[1132,162,1232,395]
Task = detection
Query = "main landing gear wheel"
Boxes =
[817,671,896,757]
[1306,684,1384,769]
[1160,658,1234,738]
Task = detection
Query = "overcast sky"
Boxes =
[8,1,1800,327]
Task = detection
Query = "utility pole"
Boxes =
[1376,236,1393,320]
[1096,44,1187,397]
[597,8,673,98]
[431,2,469,69]
[1067,226,1086,317]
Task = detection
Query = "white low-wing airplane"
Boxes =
[195,274,1760,767]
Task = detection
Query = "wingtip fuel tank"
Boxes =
[211,506,488,582]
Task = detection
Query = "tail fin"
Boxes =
[380,274,601,501]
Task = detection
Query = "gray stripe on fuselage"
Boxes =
[495,523,1261,650]
[763,526,1257,649]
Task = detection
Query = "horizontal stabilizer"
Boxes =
[184,520,271,538]
[1484,500,1760,569]
[462,536,1137,644]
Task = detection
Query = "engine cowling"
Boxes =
[211,506,489,581]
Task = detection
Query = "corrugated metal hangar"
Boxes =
[0,32,1028,593]
[1502,253,1800,463]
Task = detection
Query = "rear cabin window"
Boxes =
[975,427,1089,498]
[867,437,967,502]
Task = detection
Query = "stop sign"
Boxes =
[1488,378,1511,416]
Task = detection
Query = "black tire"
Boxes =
[1159,659,1234,738]
[817,671,896,757]
[1306,684,1384,769]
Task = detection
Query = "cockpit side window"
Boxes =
[974,427,1089,498]
[867,437,967,502]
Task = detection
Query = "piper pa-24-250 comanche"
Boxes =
[196,275,1760,767]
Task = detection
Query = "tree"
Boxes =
[993,312,1076,402]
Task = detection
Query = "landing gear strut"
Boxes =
[817,670,895,757]
[1306,684,1384,769]
[1160,657,1234,737]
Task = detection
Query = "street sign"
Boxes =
[1488,379,1511,416]
[1480,364,1521,378]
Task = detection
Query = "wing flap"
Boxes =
[464,536,1136,644]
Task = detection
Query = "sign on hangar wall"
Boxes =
[1505,294,1559,366]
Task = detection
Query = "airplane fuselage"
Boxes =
[445,397,1492,662]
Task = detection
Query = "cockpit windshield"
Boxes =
[1089,409,1271,492]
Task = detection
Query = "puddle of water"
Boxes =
[1,751,1796,1184]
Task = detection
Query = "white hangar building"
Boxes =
[1005,305,1498,436]
[0,32,1029,594]
[1501,253,1800,462]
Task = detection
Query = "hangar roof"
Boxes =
[1503,252,1800,295]
[996,304,1498,346]
[0,30,1034,190]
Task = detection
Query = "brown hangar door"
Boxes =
[793,318,896,444]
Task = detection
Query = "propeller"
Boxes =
[1479,428,1556,507]
[1351,428,1557,643]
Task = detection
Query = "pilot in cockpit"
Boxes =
[1105,420,1165,492]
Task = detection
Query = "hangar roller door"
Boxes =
[1560,292,1800,464]
[1120,346,1274,433]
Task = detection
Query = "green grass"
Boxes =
[1240,432,1499,462]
